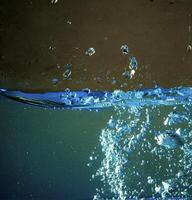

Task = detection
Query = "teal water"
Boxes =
[0,87,192,199]
[0,96,114,200]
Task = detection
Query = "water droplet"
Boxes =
[85,47,96,56]
[66,20,72,25]
[51,77,59,85]
[120,44,129,54]
[51,0,58,4]
[63,69,72,79]
[129,57,138,70]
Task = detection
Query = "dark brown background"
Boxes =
[0,0,192,92]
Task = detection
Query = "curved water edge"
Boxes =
[0,86,192,109]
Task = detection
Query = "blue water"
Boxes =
[87,87,192,199]
[0,87,192,199]
[1,87,192,109]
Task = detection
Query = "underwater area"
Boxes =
[0,87,192,199]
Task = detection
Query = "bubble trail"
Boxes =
[90,87,192,199]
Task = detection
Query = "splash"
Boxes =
[1,87,192,110]
[89,87,192,199]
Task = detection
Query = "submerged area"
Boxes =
[0,87,192,199]
[89,90,192,199]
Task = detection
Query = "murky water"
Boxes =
[0,87,192,199]
[0,95,114,200]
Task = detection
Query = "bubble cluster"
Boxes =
[89,87,192,199]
